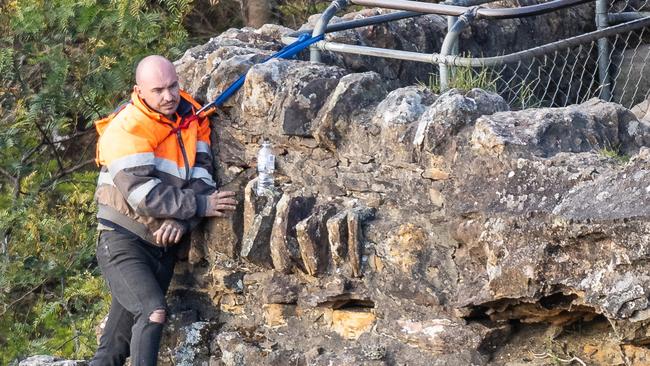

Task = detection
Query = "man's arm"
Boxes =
[99,120,209,220]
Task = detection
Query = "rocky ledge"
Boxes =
[142,17,650,366]
[25,6,650,366]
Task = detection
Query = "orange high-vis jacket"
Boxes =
[94,90,217,245]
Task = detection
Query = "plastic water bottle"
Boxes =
[256,140,275,196]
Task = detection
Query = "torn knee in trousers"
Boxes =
[148,309,166,324]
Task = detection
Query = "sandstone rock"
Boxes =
[204,177,248,262]
[392,318,491,356]
[241,178,282,268]
[296,204,338,276]
[298,276,372,309]
[261,271,301,304]
[331,308,376,340]
[347,206,375,277]
[269,191,316,273]
[374,85,437,127]
[326,211,348,269]
[263,303,297,327]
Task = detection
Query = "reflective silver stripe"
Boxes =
[191,167,217,187]
[97,172,115,186]
[191,167,211,179]
[196,141,211,154]
[154,157,188,180]
[201,178,217,187]
[108,152,155,177]
[127,179,161,209]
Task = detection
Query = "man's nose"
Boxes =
[162,89,174,101]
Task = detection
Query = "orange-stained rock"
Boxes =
[331,309,376,340]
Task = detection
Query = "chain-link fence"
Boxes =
[609,0,650,13]
[441,16,650,110]
[297,1,650,110]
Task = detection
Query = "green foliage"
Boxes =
[425,66,499,95]
[277,0,330,29]
[0,0,197,363]
[599,143,630,164]
[0,0,194,200]
[0,173,108,363]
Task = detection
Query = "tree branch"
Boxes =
[38,158,95,191]
[51,128,95,145]
[35,122,65,172]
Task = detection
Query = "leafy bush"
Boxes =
[0,173,107,363]
[0,0,196,363]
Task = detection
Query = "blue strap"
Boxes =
[205,33,326,111]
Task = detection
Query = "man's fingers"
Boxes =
[216,198,237,206]
[216,204,237,211]
[161,226,174,245]
[216,191,236,198]
[173,227,183,243]
[154,229,164,244]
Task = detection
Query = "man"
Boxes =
[90,55,236,366]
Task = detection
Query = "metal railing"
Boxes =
[283,0,650,110]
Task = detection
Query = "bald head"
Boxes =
[134,55,180,119]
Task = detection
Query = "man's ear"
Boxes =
[133,84,141,96]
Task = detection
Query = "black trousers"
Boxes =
[90,230,177,366]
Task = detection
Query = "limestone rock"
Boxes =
[414,88,509,154]
[173,322,218,366]
[216,332,266,366]
[163,14,650,365]
[472,98,650,158]
[268,62,347,137]
[314,71,389,152]
[18,356,86,366]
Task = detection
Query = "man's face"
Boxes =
[134,63,180,118]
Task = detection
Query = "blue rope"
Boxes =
[202,33,326,112]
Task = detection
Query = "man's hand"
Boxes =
[205,191,237,217]
[153,219,186,246]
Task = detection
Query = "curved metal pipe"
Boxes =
[289,10,423,38]
[311,0,350,62]
[282,16,650,67]
[608,12,650,24]
[439,7,479,91]
[350,0,592,19]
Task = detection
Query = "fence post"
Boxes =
[596,0,612,101]
[440,7,478,91]
[311,0,350,62]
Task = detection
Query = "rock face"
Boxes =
[154,9,650,366]
[18,356,86,366]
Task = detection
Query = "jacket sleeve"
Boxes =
[188,118,218,196]
[99,119,209,220]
